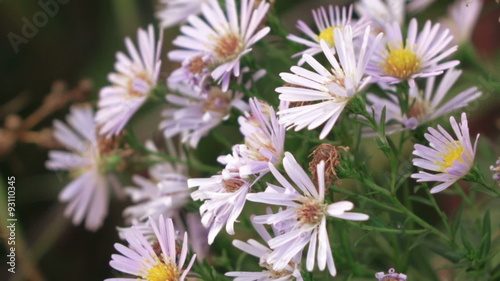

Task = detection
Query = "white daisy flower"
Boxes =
[123,140,190,223]
[219,98,286,178]
[441,0,483,45]
[168,0,270,91]
[287,5,369,65]
[106,215,196,281]
[366,68,482,134]
[247,152,369,276]
[277,26,382,139]
[225,218,303,281]
[412,112,479,193]
[188,175,251,244]
[160,82,249,148]
[45,104,114,231]
[156,0,208,28]
[366,18,459,86]
[95,25,162,138]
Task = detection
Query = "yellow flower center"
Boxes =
[318,26,340,46]
[214,33,243,62]
[383,48,420,79]
[435,141,466,172]
[142,259,179,281]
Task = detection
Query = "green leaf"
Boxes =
[460,226,474,252]
[354,230,374,247]
[409,232,430,251]
[379,106,387,134]
[478,211,491,259]
[451,203,464,241]
[470,186,499,197]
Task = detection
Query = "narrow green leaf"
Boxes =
[451,203,464,241]
[478,211,491,258]
[460,226,474,252]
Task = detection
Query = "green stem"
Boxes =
[345,221,429,234]
[391,196,452,244]
[424,187,452,236]
[331,187,401,213]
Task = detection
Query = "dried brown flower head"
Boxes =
[308,144,349,187]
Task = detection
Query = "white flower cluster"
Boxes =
[42,0,490,280]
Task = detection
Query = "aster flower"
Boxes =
[287,5,368,65]
[169,0,270,91]
[247,152,369,276]
[45,104,115,231]
[277,25,382,139]
[168,53,214,92]
[367,18,459,86]
[407,0,436,14]
[412,112,479,193]
[219,98,286,178]
[225,218,303,281]
[366,68,482,134]
[95,25,162,137]
[160,82,249,148]
[490,158,500,186]
[375,268,407,281]
[106,216,196,281]
[123,140,190,223]
[355,0,405,29]
[156,0,208,28]
[188,175,251,244]
[441,0,483,45]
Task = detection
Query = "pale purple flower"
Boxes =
[106,216,196,281]
[95,25,162,138]
[366,68,482,134]
[375,268,407,281]
[355,0,405,29]
[218,98,286,178]
[441,0,483,45]
[45,104,112,231]
[168,52,214,93]
[407,0,436,14]
[123,140,190,223]
[160,82,249,148]
[287,5,369,65]
[412,112,479,193]
[156,0,208,28]
[490,158,500,185]
[366,18,459,87]
[247,152,369,276]
[225,218,303,281]
[277,26,382,139]
[169,0,270,91]
[188,175,251,244]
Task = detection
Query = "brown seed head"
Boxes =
[308,144,349,187]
